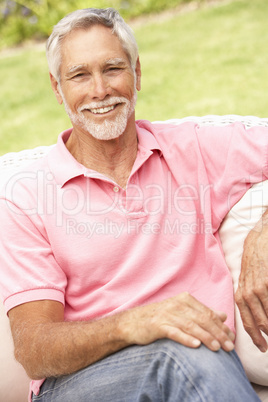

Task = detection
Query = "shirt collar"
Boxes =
[48,120,162,187]
[136,119,162,156]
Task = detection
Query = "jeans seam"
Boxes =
[158,349,206,402]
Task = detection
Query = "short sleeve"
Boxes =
[0,199,67,313]
[195,123,268,230]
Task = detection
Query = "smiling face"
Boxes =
[50,24,141,141]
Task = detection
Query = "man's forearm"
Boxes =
[14,313,129,380]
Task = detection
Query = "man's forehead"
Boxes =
[60,27,130,67]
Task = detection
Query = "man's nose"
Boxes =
[90,74,111,100]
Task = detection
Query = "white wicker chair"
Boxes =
[0,115,268,401]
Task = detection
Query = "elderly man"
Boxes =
[0,7,267,402]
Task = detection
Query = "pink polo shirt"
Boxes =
[0,120,268,398]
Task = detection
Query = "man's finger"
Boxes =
[235,293,268,352]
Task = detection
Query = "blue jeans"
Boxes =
[32,339,260,401]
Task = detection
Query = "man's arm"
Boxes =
[9,292,235,380]
[235,209,268,352]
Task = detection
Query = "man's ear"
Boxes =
[49,73,63,105]
[135,57,141,91]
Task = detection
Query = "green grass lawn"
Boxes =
[1,0,268,155]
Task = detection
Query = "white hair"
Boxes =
[46,8,139,81]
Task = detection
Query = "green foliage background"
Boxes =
[1,0,268,155]
[0,0,196,48]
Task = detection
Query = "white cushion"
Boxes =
[219,181,268,386]
[0,303,29,401]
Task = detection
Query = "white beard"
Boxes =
[59,90,137,141]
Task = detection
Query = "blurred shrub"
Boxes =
[0,0,197,48]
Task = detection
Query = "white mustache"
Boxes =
[78,97,128,112]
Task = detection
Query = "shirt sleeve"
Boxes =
[195,122,268,231]
[0,198,67,313]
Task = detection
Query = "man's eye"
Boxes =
[72,72,90,79]
[107,67,121,72]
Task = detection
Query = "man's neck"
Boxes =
[65,123,138,189]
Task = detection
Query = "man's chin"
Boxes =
[79,122,125,141]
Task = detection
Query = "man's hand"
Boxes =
[235,213,268,353]
[119,292,235,353]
